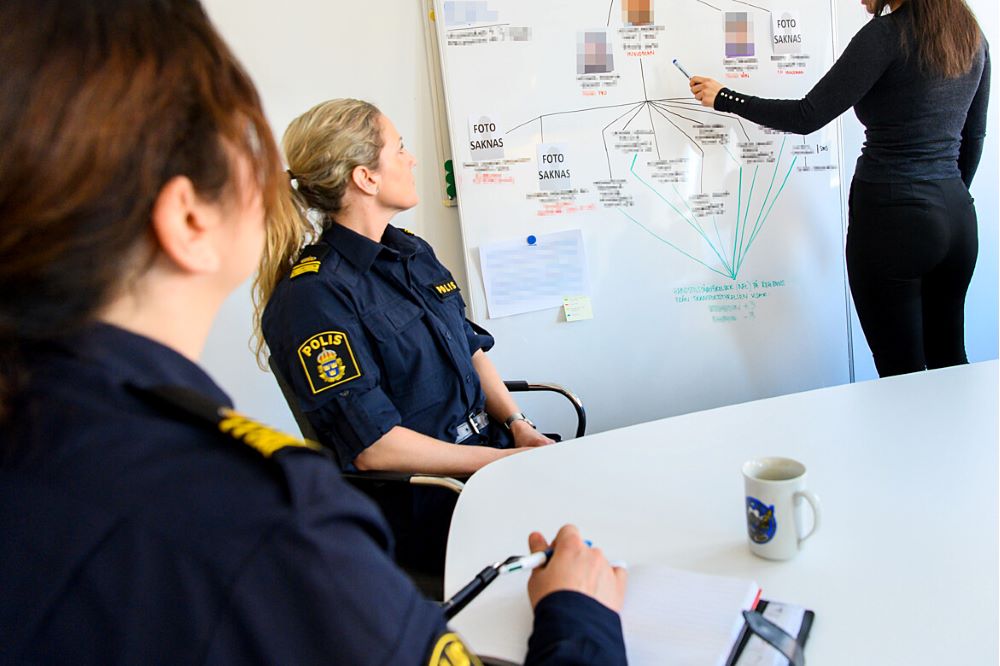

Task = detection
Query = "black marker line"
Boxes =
[657,101,752,141]
[622,101,648,130]
[648,103,704,158]
[506,101,651,135]
[648,103,707,193]
[649,102,705,126]
[693,0,724,11]
[606,0,614,26]
[730,0,772,16]
[447,23,510,32]
[647,104,661,160]
[601,102,648,177]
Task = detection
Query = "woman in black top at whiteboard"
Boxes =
[689,0,990,377]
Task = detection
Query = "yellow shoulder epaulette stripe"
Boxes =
[218,409,322,458]
[427,633,482,666]
[291,256,322,278]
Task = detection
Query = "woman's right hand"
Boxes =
[690,76,723,108]
[526,524,628,613]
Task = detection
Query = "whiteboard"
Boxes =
[433,0,853,433]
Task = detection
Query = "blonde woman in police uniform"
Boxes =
[0,1,627,663]
[255,100,558,570]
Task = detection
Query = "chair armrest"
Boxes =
[342,471,465,495]
[503,381,587,438]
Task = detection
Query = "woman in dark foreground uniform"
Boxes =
[692,0,990,377]
[0,1,627,663]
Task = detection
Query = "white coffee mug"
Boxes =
[742,457,821,560]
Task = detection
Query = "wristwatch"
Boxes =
[504,412,536,430]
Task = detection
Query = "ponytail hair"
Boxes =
[251,99,384,367]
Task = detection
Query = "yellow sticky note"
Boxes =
[563,295,594,322]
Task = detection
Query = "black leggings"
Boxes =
[847,177,978,378]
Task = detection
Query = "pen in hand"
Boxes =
[499,540,603,574]
[499,546,555,574]
[440,541,594,619]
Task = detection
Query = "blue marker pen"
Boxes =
[672,58,692,79]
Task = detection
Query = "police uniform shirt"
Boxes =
[0,324,627,665]
[262,223,502,469]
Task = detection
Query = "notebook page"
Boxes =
[622,566,760,666]
[458,565,759,664]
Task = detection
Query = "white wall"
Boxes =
[201,0,999,434]
[200,0,462,432]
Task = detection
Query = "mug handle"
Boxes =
[794,490,821,547]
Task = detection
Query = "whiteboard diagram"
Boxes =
[434,0,854,433]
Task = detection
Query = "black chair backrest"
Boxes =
[267,356,346,466]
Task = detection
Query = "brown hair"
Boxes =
[0,0,282,415]
[251,99,384,367]
[873,0,982,78]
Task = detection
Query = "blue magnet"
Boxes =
[527,235,537,245]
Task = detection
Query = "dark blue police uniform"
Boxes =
[0,324,626,665]
[262,222,508,470]
[262,223,513,570]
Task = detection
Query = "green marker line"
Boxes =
[723,143,741,165]
[662,147,732,277]
[711,216,735,277]
[747,151,796,248]
[671,182,708,237]
[733,167,742,273]
[737,136,786,273]
[741,155,799,263]
[735,165,759,278]
[629,155,710,242]
[616,208,732,279]
[628,154,732,276]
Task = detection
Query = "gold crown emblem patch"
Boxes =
[298,331,361,394]
[316,348,347,384]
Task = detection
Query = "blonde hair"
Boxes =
[251,98,384,367]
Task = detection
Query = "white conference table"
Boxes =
[445,361,999,665]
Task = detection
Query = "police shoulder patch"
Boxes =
[297,330,362,394]
[218,408,323,458]
[427,633,482,666]
[290,243,330,279]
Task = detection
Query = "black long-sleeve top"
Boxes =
[714,4,990,187]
